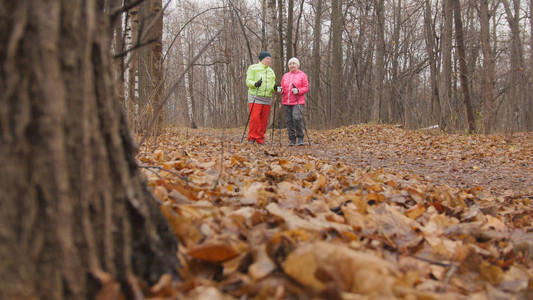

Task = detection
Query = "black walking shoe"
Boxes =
[289,141,296,146]
[298,138,305,146]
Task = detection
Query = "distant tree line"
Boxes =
[118,0,533,134]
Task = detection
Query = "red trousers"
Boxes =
[248,103,271,144]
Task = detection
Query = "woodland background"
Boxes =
[1,0,532,298]
[119,0,533,135]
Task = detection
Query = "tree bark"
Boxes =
[261,0,267,50]
[439,0,453,131]
[452,0,475,133]
[502,0,525,132]
[331,0,343,126]
[310,0,323,127]
[126,5,140,131]
[390,0,401,124]
[138,0,164,134]
[372,0,385,123]
[268,0,282,77]
[287,0,294,61]
[424,0,441,127]
[530,0,533,130]
[0,1,177,299]
[278,0,285,70]
[479,0,496,133]
[108,0,126,109]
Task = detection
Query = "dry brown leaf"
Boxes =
[405,204,426,220]
[312,173,327,192]
[160,204,204,247]
[479,261,504,285]
[283,241,398,296]
[486,214,507,231]
[241,182,276,206]
[149,274,173,297]
[248,244,276,280]
[188,240,241,263]
[153,149,165,161]
[92,269,122,300]
[153,185,168,201]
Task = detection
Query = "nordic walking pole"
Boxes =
[270,93,276,145]
[271,87,282,145]
[278,96,282,147]
[240,78,261,143]
[292,84,311,146]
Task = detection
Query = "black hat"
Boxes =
[258,51,272,61]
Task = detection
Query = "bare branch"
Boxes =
[139,29,222,146]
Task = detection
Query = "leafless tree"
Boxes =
[331,0,343,126]
[453,0,475,133]
[479,0,496,133]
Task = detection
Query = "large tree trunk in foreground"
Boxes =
[0,1,178,299]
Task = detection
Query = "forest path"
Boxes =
[211,124,532,197]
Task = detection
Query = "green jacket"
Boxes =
[246,62,276,97]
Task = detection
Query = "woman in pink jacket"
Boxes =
[278,57,309,146]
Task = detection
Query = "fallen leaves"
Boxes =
[134,125,533,299]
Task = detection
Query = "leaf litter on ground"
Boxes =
[133,124,532,299]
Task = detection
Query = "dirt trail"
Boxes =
[224,125,532,197]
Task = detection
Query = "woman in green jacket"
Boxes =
[245,51,278,144]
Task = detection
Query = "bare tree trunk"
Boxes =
[292,0,305,58]
[261,0,267,50]
[150,0,164,134]
[278,0,286,68]
[0,1,177,299]
[424,0,441,127]
[126,6,140,131]
[331,0,343,126]
[530,0,533,130]
[453,0,475,133]
[138,0,164,134]
[109,0,126,108]
[268,0,281,77]
[390,0,401,124]
[479,0,496,133]
[440,0,453,131]
[177,1,197,128]
[372,0,385,123]
[310,0,323,128]
[287,0,294,60]
[502,0,525,132]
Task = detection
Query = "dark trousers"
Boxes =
[283,104,304,142]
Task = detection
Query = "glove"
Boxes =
[254,79,262,88]
[274,84,282,93]
[292,87,299,95]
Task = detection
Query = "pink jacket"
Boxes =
[281,70,309,105]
